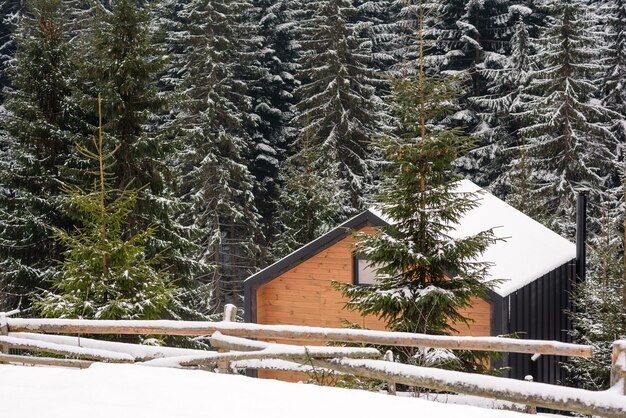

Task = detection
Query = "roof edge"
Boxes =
[244,209,388,294]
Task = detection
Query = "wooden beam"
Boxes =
[611,340,626,395]
[308,358,626,418]
[231,358,339,375]
[209,332,270,352]
[142,335,380,368]
[177,346,380,367]
[9,332,208,360]
[0,353,92,369]
[0,336,134,363]
[6,318,593,358]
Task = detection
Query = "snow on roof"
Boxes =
[1,363,536,418]
[370,179,576,297]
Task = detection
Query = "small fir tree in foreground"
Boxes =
[335,6,499,372]
[37,97,172,320]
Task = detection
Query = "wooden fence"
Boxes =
[0,307,624,418]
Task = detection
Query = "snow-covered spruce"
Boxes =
[294,0,389,208]
[514,0,618,237]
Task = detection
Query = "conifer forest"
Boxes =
[1,0,626,389]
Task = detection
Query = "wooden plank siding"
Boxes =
[256,226,492,381]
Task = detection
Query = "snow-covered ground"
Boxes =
[1,363,536,418]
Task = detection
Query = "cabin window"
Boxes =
[354,257,379,285]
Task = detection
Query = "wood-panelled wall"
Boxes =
[255,226,492,381]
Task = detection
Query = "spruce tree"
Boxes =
[335,74,499,370]
[247,0,301,245]
[0,0,81,310]
[0,0,22,99]
[273,138,353,258]
[354,0,399,72]
[472,8,534,202]
[177,0,264,309]
[440,0,523,186]
[37,97,172,320]
[564,210,625,390]
[294,0,388,208]
[602,0,626,151]
[335,5,499,371]
[516,0,617,236]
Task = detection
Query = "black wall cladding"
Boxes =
[506,261,576,384]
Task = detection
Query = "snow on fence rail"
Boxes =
[4,317,593,358]
[0,335,134,363]
[307,358,626,418]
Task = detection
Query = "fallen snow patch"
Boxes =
[1,363,542,418]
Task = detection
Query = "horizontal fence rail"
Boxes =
[308,358,626,418]
[5,318,593,358]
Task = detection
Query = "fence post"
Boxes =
[217,304,237,373]
[610,340,626,395]
[523,375,537,414]
[384,350,396,395]
[0,313,7,354]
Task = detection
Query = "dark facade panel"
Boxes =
[506,260,576,384]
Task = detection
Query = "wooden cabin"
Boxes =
[244,180,584,383]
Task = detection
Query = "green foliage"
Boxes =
[515,0,617,237]
[565,211,626,390]
[36,101,173,321]
[294,0,388,208]
[335,74,500,372]
[38,185,172,320]
[272,138,353,258]
[76,0,210,314]
[0,0,83,310]
[173,0,264,310]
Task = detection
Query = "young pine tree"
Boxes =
[77,0,209,314]
[335,6,499,371]
[37,97,173,320]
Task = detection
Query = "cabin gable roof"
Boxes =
[244,180,577,321]
[245,210,387,293]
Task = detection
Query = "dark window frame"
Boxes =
[353,255,377,286]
